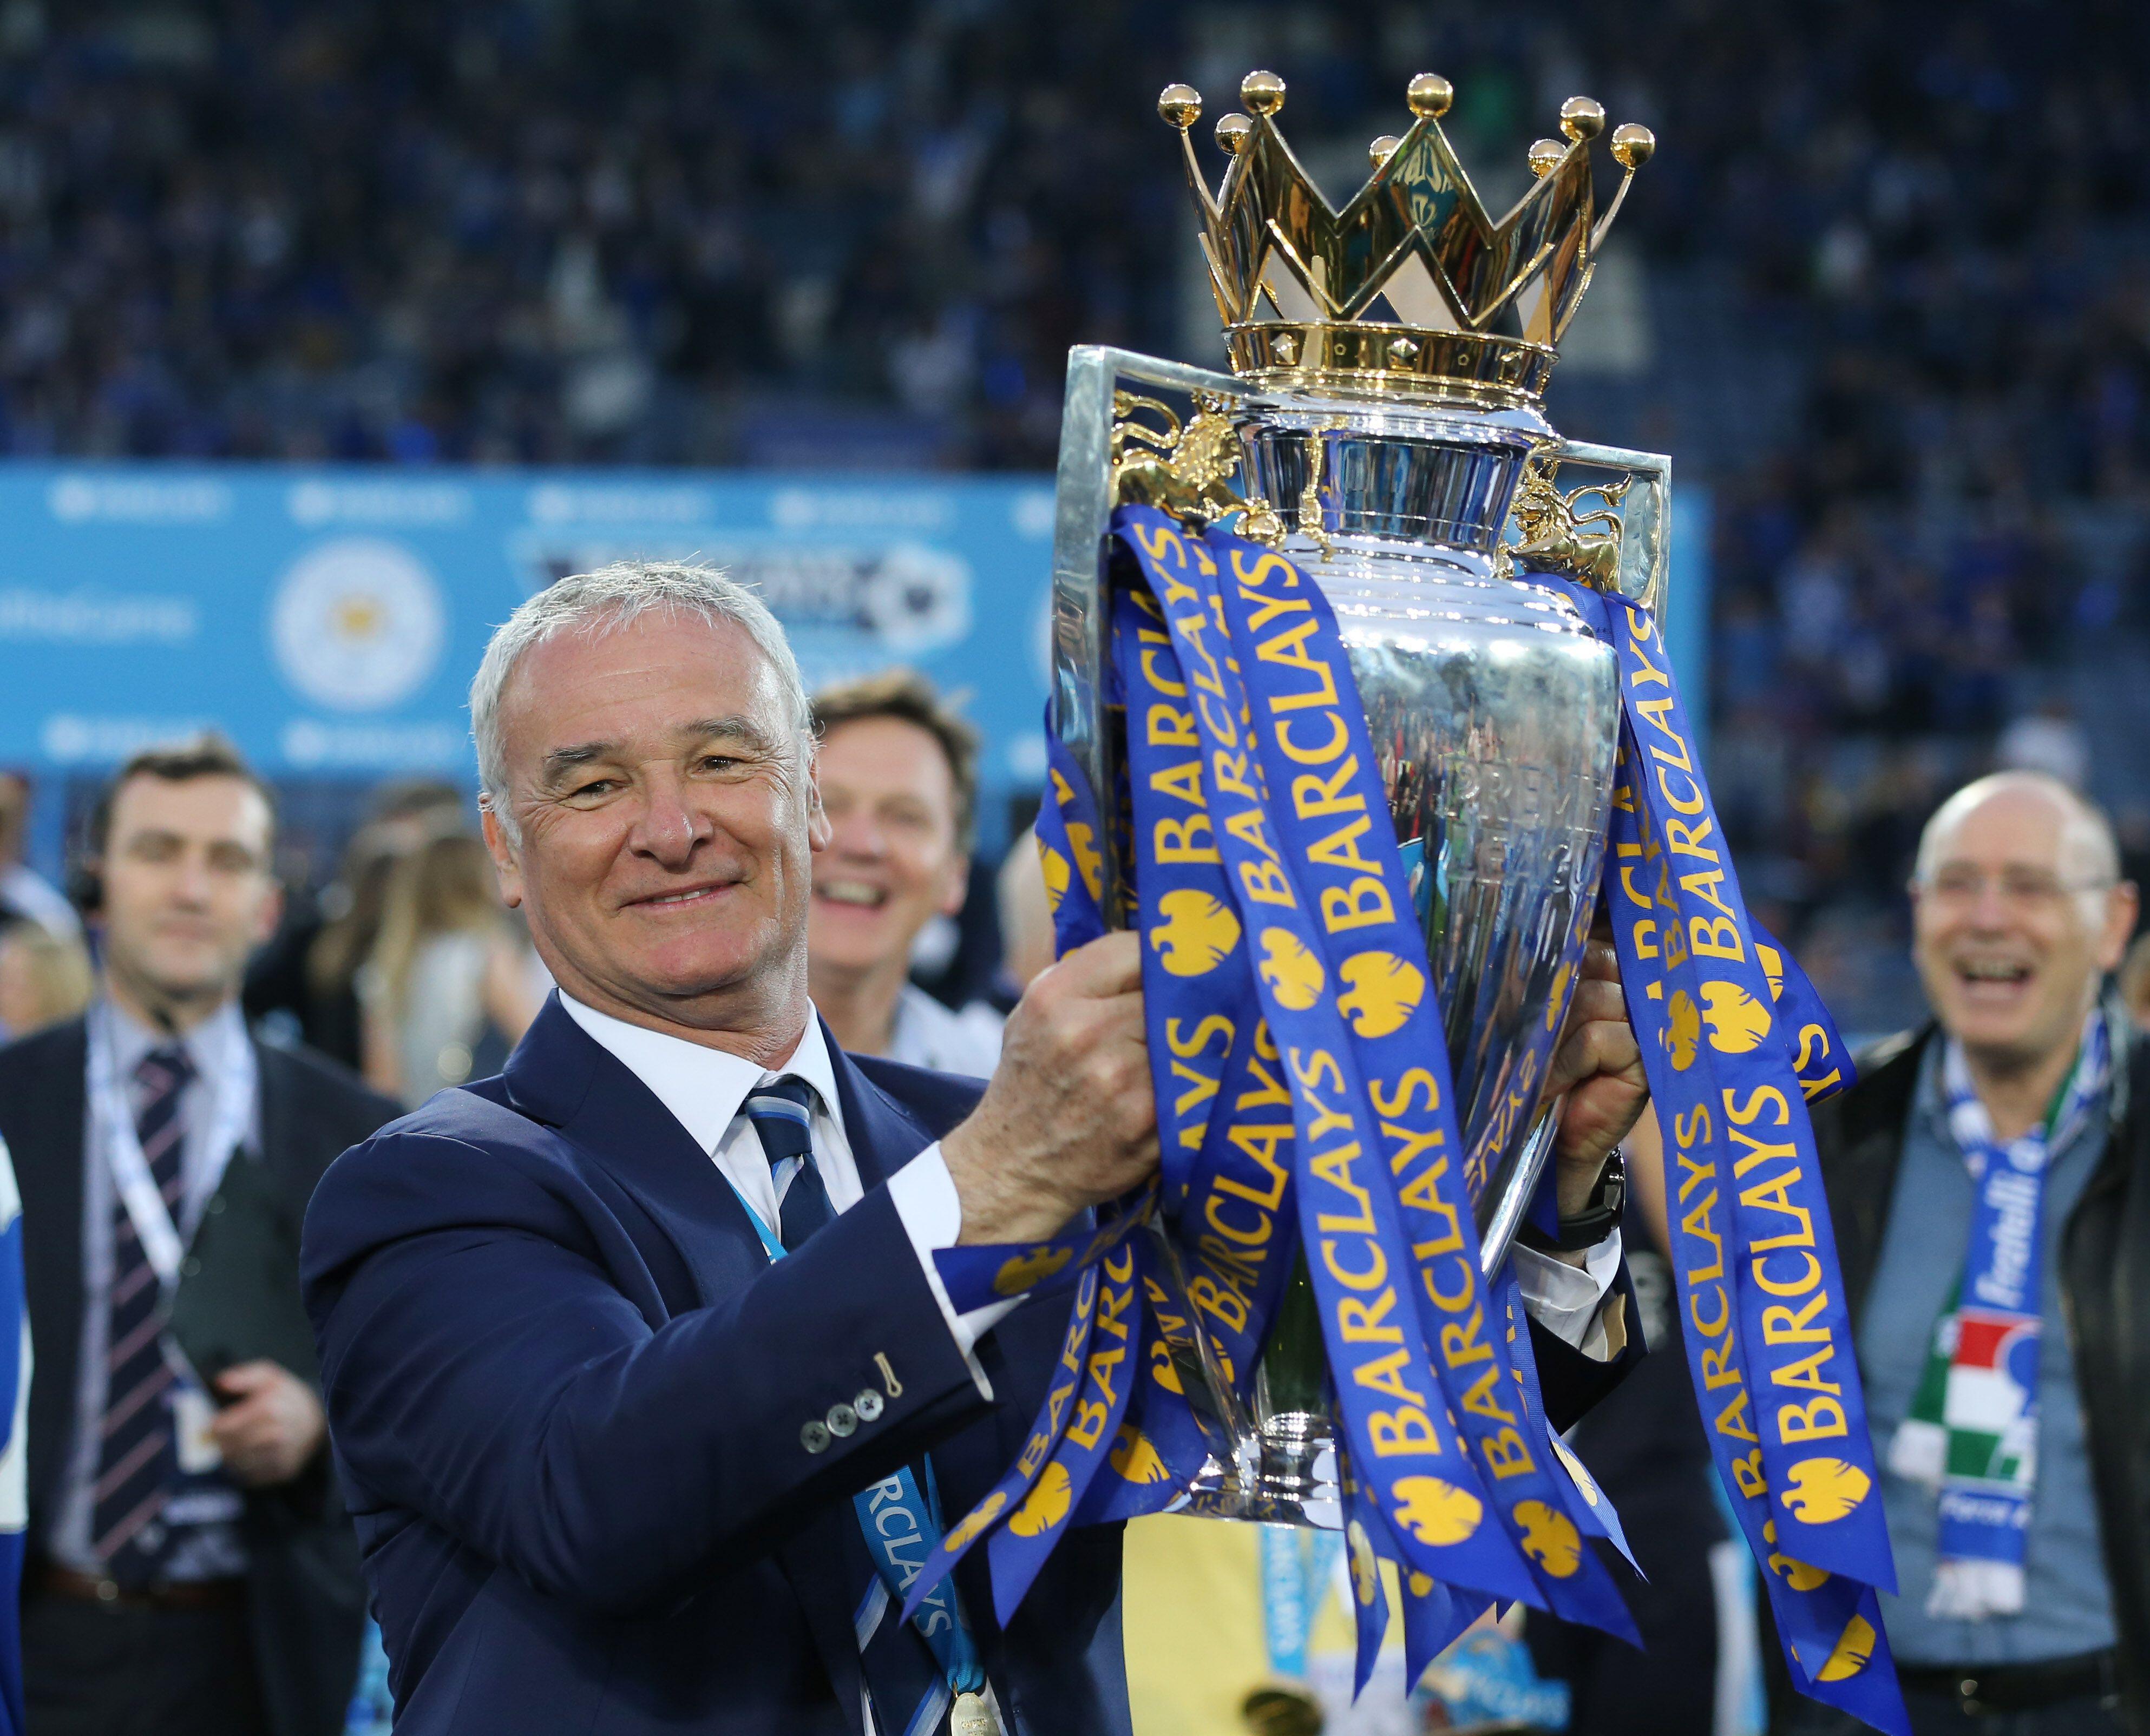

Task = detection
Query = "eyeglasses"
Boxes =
[1913,865,2115,910]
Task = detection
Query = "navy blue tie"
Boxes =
[742,1077,952,1733]
[743,1076,834,1250]
[94,1044,193,1584]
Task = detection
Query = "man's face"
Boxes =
[99,775,280,1009]
[483,613,828,1027]
[809,716,968,980]
[1912,786,2135,1065]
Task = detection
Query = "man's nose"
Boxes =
[628,772,714,866]
[828,807,888,859]
[169,852,215,906]
[1965,877,2017,929]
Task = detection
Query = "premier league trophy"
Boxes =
[921,65,1906,1736]
[1048,69,1665,1529]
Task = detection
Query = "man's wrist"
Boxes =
[941,1125,1073,1246]
[1523,1147,1625,1254]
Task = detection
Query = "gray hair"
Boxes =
[470,559,811,833]
[1913,770,2120,891]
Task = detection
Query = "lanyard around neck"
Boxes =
[721,1100,989,1705]
[89,1002,255,1288]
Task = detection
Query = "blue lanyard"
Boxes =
[718,1165,988,1698]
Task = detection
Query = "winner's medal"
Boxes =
[951,1691,997,1736]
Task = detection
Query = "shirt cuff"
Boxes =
[1512,1230,1624,1361]
[887,1143,1021,1399]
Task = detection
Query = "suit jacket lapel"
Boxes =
[500,999,771,1306]
[501,1001,879,1730]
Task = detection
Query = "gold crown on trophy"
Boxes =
[1158,70,1654,407]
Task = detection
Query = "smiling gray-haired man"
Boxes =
[1787,772,2150,1736]
[302,558,1649,1736]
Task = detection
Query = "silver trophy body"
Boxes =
[1047,348,1671,1527]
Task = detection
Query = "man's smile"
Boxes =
[621,879,742,911]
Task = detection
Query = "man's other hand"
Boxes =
[942,931,1158,1245]
[1545,937,1649,1218]
[211,1360,327,1487]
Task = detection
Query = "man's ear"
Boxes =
[2101,880,2140,972]
[251,877,285,948]
[939,852,971,918]
[804,753,832,854]
[480,801,526,910]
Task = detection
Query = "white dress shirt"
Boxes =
[558,995,1018,1392]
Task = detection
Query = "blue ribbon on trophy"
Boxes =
[923,510,1908,1735]
[1544,576,1904,1732]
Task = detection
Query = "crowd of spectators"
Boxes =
[6,0,2150,1021]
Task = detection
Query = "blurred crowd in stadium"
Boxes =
[0,1,2145,1026]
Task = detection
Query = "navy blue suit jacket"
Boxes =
[304,999,1635,1734]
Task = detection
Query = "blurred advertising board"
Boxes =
[0,463,1061,818]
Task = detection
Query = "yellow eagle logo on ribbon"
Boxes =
[1761,1520,1830,1591]
[1389,1476,1483,1547]
[1108,1424,1170,1485]
[1781,1457,1871,1525]
[942,1489,1006,1554]
[1038,843,1071,914]
[1007,1461,1072,1537]
[1815,1614,1876,1682]
[1664,989,1703,1070]
[993,1246,1072,1296]
[1149,889,1241,977]
[1346,1519,1380,1607]
[1256,928,1324,1010]
[1700,980,1772,1054]
[1513,1500,1582,1578]
[1336,950,1425,1038]
[1146,1334,1183,1393]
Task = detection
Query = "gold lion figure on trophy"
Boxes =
[1110,391,1283,542]
[1499,455,1634,590]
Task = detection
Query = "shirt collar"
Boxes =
[557,992,840,1156]
[98,994,247,1084]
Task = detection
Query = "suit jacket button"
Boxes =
[825,1402,858,1438]
[855,1389,884,1422]
[801,1419,832,1454]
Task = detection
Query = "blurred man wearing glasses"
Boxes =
[1780,772,2148,1735]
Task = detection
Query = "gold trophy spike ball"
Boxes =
[1215,113,1254,156]
[1558,96,1606,141]
[1368,134,1401,169]
[1611,123,1657,168]
[1240,69,1285,115]
[1528,137,1566,178]
[1406,72,1453,118]
[1157,83,1201,129]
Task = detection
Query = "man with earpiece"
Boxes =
[0,738,399,1736]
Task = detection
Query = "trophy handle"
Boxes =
[1049,346,1262,928]
[1500,437,1673,617]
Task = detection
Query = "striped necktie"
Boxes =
[743,1076,834,1251]
[740,1076,953,1733]
[94,1043,193,1584]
